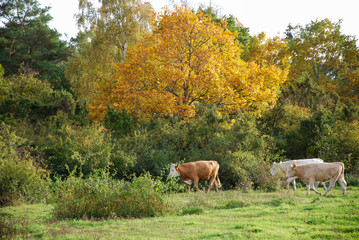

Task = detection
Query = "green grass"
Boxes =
[1,186,359,239]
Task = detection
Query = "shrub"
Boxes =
[52,172,168,219]
[118,173,168,218]
[0,124,49,206]
[345,173,359,187]
[316,120,359,172]
[152,167,186,194]
[23,113,113,178]
[0,73,75,121]
[104,107,134,138]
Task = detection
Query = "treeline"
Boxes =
[0,0,359,207]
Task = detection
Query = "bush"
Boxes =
[0,73,76,122]
[153,167,186,193]
[316,120,359,172]
[345,173,359,187]
[52,172,168,219]
[22,113,113,178]
[220,151,276,190]
[0,124,49,206]
[104,107,134,138]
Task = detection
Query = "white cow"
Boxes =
[270,158,326,190]
[286,162,346,196]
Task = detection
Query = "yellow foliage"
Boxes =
[89,6,288,121]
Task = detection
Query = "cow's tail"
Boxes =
[339,162,347,187]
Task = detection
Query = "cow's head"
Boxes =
[168,164,180,177]
[286,163,297,178]
[270,162,278,176]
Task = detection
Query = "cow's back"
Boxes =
[180,161,219,181]
[293,158,323,165]
[280,158,323,172]
[296,162,343,183]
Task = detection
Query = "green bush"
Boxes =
[345,173,359,187]
[152,167,186,193]
[21,113,113,178]
[316,120,359,172]
[113,119,190,177]
[0,124,49,206]
[104,107,134,137]
[52,172,168,219]
[0,73,75,122]
[220,151,276,190]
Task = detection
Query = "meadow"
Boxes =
[1,186,359,239]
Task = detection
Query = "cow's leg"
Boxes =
[310,180,321,195]
[286,179,290,190]
[213,174,221,192]
[210,175,220,192]
[207,176,215,193]
[323,179,336,196]
[216,175,222,188]
[193,178,200,192]
[306,184,311,195]
[292,178,296,191]
[286,177,296,190]
[186,184,191,194]
[322,182,327,190]
[337,177,347,195]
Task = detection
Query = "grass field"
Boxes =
[1,186,359,239]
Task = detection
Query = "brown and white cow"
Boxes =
[286,162,347,196]
[169,160,222,193]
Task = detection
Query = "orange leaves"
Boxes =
[89,6,288,121]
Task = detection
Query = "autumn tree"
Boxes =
[285,19,359,106]
[90,6,288,121]
[198,6,251,47]
[65,0,153,101]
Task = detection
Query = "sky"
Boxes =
[38,0,359,41]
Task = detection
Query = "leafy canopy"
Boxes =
[66,0,153,101]
[89,5,288,121]
[285,19,359,104]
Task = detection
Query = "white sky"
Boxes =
[39,0,359,41]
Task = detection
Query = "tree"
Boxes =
[285,19,359,105]
[198,6,251,47]
[0,0,71,90]
[89,6,288,121]
[65,0,153,101]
